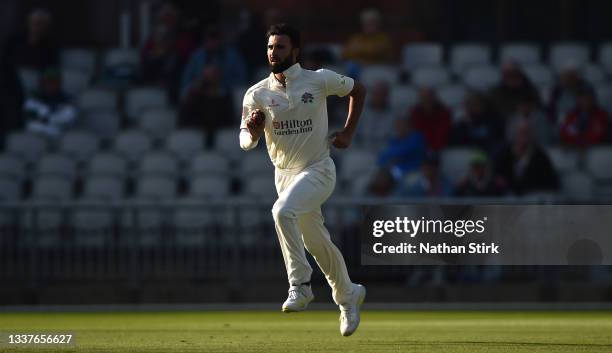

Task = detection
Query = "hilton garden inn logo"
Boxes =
[273,118,313,136]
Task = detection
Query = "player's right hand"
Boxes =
[247,109,266,134]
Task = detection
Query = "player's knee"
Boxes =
[271,201,296,222]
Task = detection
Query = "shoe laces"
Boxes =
[339,304,355,323]
[288,289,299,300]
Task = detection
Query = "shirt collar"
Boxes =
[268,63,302,88]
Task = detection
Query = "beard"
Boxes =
[269,55,295,74]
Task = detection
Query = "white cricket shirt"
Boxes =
[240,63,354,172]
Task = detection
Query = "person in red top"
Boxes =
[410,87,452,151]
[560,86,609,147]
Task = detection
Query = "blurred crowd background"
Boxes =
[1,0,612,305]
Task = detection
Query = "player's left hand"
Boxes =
[329,129,353,149]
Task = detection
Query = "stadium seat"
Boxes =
[598,42,612,75]
[172,198,215,246]
[137,175,177,199]
[125,87,168,121]
[339,149,378,182]
[0,177,21,201]
[120,197,166,246]
[17,68,38,95]
[523,64,554,86]
[60,48,96,75]
[402,43,443,69]
[165,129,205,163]
[87,152,128,178]
[546,147,579,174]
[462,65,500,91]
[36,154,78,180]
[20,197,65,247]
[411,66,451,88]
[243,174,277,198]
[61,68,90,96]
[70,202,115,247]
[390,85,418,112]
[189,152,231,176]
[138,151,179,178]
[561,171,594,201]
[59,130,100,163]
[436,84,468,108]
[78,110,120,139]
[103,48,139,69]
[549,42,590,72]
[348,173,374,196]
[594,83,612,112]
[583,64,606,85]
[441,148,479,183]
[139,108,177,140]
[113,129,153,163]
[499,43,541,65]
[241,150,274,176]
[32,176,73,201]
[214,128,243,159]
[585,147,612,180]
[360,65,399,87]
[190,175,230,198]
[83,175,124,200]
[78,89,118,111]
[5,131,48,164]
[450,43,491,74]
[0,154,26,181]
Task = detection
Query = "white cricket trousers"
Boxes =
[272,156,353,305]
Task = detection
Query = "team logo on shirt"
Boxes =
[301,92,314,103]
[268,98,280,107]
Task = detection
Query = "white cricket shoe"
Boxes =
[282,284,314,312]
[339,283,366,336]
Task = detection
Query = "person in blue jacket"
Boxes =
[377,116,426,179]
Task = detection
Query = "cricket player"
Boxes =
[239,24,367,336]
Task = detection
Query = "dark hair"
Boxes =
[266,23,301,49]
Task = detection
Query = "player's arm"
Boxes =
[331,81,366,149]
[239,110,265,150]
[239,89,266,151]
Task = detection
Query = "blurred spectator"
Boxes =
[302,47,336,71]
[180,64,233,135]
[548,61,592,122]
[365,168,397,197]
[507,96,555,146]
[449,93,504,154]
[141,2,197,102]
[354,80,394,150]
[2,8,58,71]
[398,152,453,197]
[235,9,278,79]
[489,61,541,119]
[455,151,508,197]
[342,9,394,65]
[410,87,452,151]
[180,25,246,100]
[377,117,426,178]
[494,120,559,195]
[24,68,76,138]
[559,86,609,147]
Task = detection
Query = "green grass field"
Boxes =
[1,310,612,352]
